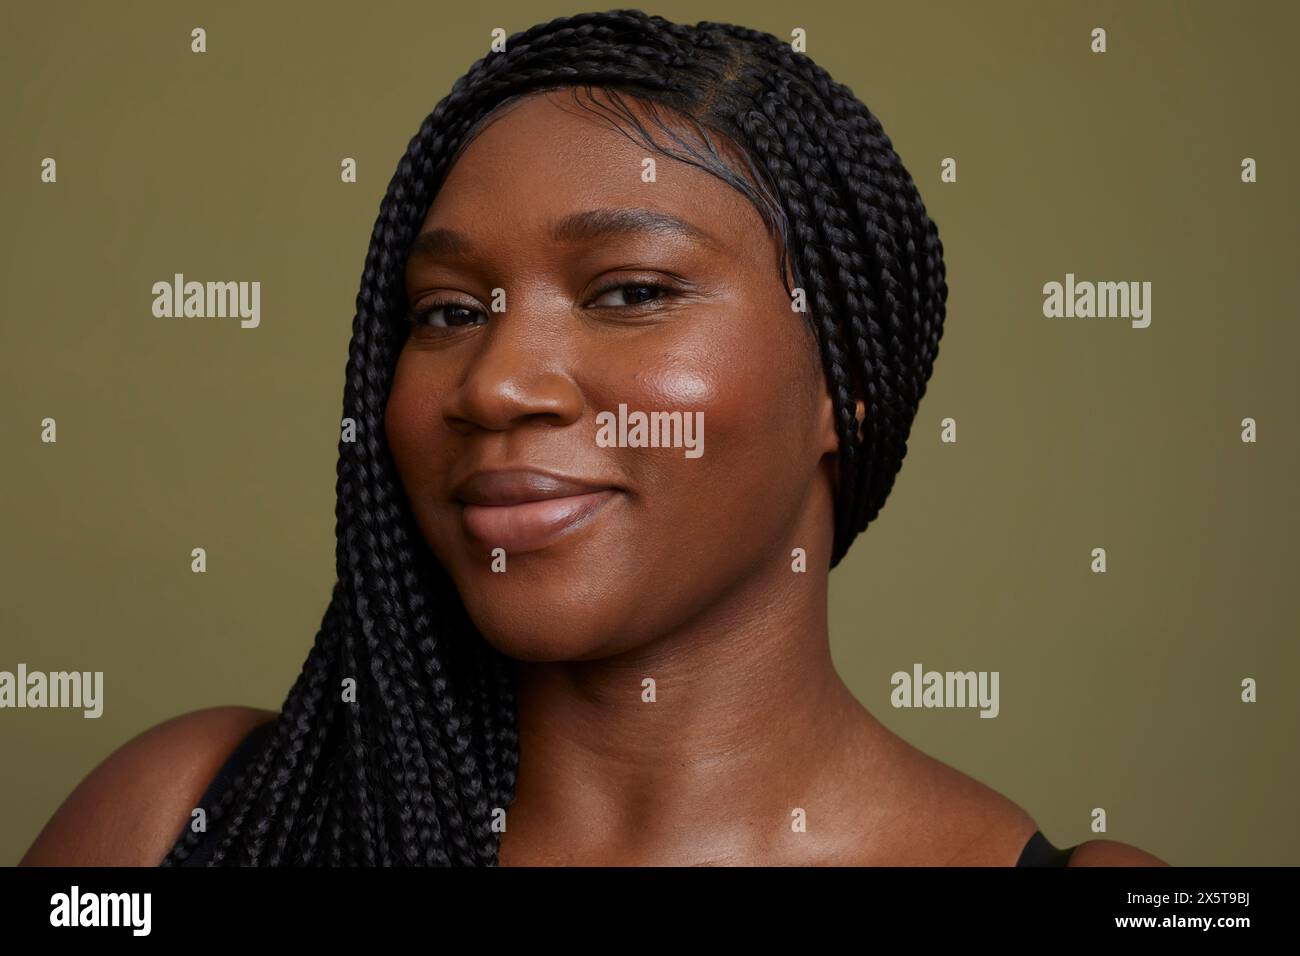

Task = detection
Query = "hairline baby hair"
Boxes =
[160,7,947,867]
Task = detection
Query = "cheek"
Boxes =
[384,355,444,497]
[600,316,815,560]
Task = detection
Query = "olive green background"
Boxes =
[1,0,1295,866]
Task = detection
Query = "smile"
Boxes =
[460,490,618,554]
[451,468,622,556]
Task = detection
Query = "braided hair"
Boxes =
[161,8,947,867]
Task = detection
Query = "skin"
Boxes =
[20,89,1164,867]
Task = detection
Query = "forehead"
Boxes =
[418,89,770,248]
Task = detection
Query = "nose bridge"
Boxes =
[448,289,582,430]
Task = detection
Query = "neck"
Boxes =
[500,547,881,865]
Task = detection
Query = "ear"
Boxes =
[817,394,865,455]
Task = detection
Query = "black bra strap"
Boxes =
[195,719,277,809]
[1016,829,1075,866]
[169,719,277,865]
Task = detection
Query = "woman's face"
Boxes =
[386,89,840,662]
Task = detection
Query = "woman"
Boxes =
[22,9,1164,867]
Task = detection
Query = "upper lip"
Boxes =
[452,468,617,506]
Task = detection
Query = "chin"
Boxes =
[468,611,626,664]
[449,570,640,663]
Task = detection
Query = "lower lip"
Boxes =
[459,490,618,554]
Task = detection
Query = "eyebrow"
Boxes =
[409,207,722,260]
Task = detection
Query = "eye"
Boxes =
[587,281,676,309]
[406,300,485,329]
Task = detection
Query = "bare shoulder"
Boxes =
[878,733,1169,866]
[19,705,279,867]
[1067,839,1168,866]
[875,734,1040,865]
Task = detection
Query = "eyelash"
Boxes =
[405,279,683,329]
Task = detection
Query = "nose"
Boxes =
[442,307,586,435]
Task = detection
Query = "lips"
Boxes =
[452,469,619,554]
